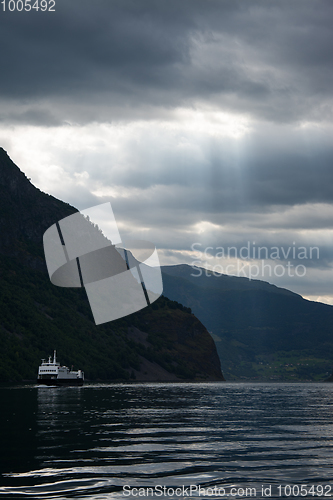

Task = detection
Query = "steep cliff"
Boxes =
[0,148,224,382]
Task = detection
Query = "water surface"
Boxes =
[1,382,333,499]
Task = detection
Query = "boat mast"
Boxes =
[53,350,56,364]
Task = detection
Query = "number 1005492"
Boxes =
[1,0,55,11]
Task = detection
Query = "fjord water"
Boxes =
[1,383,333,499]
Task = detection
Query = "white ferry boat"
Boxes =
[37,350,84,386]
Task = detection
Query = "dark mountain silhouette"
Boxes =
[0,147,223,382]
[161,265,333,381]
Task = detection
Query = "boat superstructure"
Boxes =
[37,350,84,386]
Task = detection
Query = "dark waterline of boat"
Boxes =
[1,382,333,499]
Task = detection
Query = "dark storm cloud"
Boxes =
[0,106,60,126]
[1,0,332,125]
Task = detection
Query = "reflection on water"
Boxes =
[0,383,333,499]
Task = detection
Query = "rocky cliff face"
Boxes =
[0,148,224,382]
[128,308,223,381]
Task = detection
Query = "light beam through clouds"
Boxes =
[0,0,333,303]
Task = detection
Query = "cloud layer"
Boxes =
[1,0,333,124]
[1,0,333,301]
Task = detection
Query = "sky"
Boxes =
[1,0,333,303]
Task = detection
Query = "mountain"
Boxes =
[161,264,333,381]
[0,147,223,382]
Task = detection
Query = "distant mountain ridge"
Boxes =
[0,148,223,382]
[161,264,333,381]
[162,264,299,296]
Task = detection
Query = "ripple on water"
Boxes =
[1,383,333,499]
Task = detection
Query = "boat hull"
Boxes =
[37,378,84,386]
